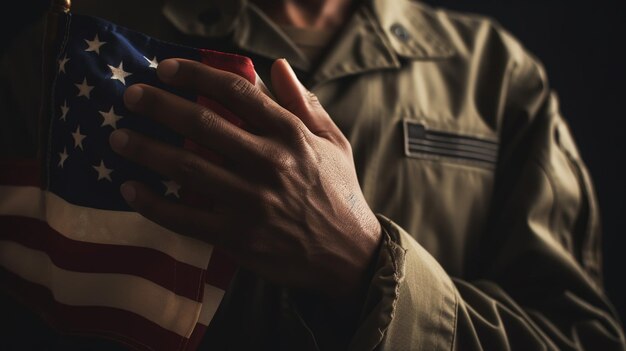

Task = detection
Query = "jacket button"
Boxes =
[391,23,410,42]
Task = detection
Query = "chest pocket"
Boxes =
[403,119,499,169]
[362,118,498,275]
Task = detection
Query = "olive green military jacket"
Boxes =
[1,0,625,349]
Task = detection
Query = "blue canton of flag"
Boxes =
[0,12,254,351]
[49,14,200,210]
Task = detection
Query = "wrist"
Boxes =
[289,215,384,349]
[329,210,383,300]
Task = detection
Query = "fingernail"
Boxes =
[124,85,143,106]
[157,59,179,81]
[120,182,136,202]
[109,130,129,152]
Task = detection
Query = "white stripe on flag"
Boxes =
[0,185,213,269]
[0,240,203,338]
[198,283,225,326]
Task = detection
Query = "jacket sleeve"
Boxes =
[348,37,626,350]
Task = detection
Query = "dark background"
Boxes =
[2,0,625,324]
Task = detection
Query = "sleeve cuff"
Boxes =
[348,214,458,350]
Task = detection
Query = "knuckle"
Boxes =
[277,114,307,142]
[253,187,272,205]
[334,133,352,152]
[195,107,220,134]
[260,95,277,113]
[304,89,321,107]
[341,139,352,153]
[124,134,147,160]
[258,142,279,163]
[228,76,256,97]
[252,187,277,217]
[176,154,205,181]
[282,96,305,114]
[288,122,310,147]
[270,150,296,171]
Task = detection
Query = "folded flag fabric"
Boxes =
[0,11,255,351]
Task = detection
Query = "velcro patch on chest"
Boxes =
[403,120,499,169]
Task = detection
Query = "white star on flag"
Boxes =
[108,62,132,85]
[71,126,86,150]
[58,147,69,168]
[162,180,181,198]
[58,54,70,73]
[143,56,159,69]
[99,106,123,129]
[60,100,69,121]
[84,34,106,54]
[75,78,94,99]
[93,160,113,181]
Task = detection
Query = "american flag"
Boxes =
[0,12,255,350]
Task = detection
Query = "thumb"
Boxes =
[271,59,334,136]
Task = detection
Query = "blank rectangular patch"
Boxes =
[403,120,499,168]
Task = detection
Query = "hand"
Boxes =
[109,58,382,299]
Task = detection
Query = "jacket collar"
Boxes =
[370,0,455,60]
[163,0,310,68]
[162,0,455,85]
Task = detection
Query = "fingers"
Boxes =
[155,59,308,141]
[120,181,233,247]
[270,59,350,149]
[123,83,266,163]
[270,59,334,136]
[110,129,255,204]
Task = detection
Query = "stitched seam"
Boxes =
[386,245,402,340]
[404,118,500,142]
[407,146,497,163]
[448,290,459,351]
[437,282,444,350]
[380,219,405,339]
[405,152,496,170]
[408,138,498,155]
[533,157,559,244]
[44,13,72,191]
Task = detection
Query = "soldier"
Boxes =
[1,0,624,349]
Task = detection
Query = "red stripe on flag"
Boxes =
[0,267,189,351]
[204,246,237,291]
[0,215,205,301]
[181,49,257,161]
[198,49,256,85]
[196,48,256,129]
[187,323,208,351]
[178,49,253,293]
[0,159,40,186]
